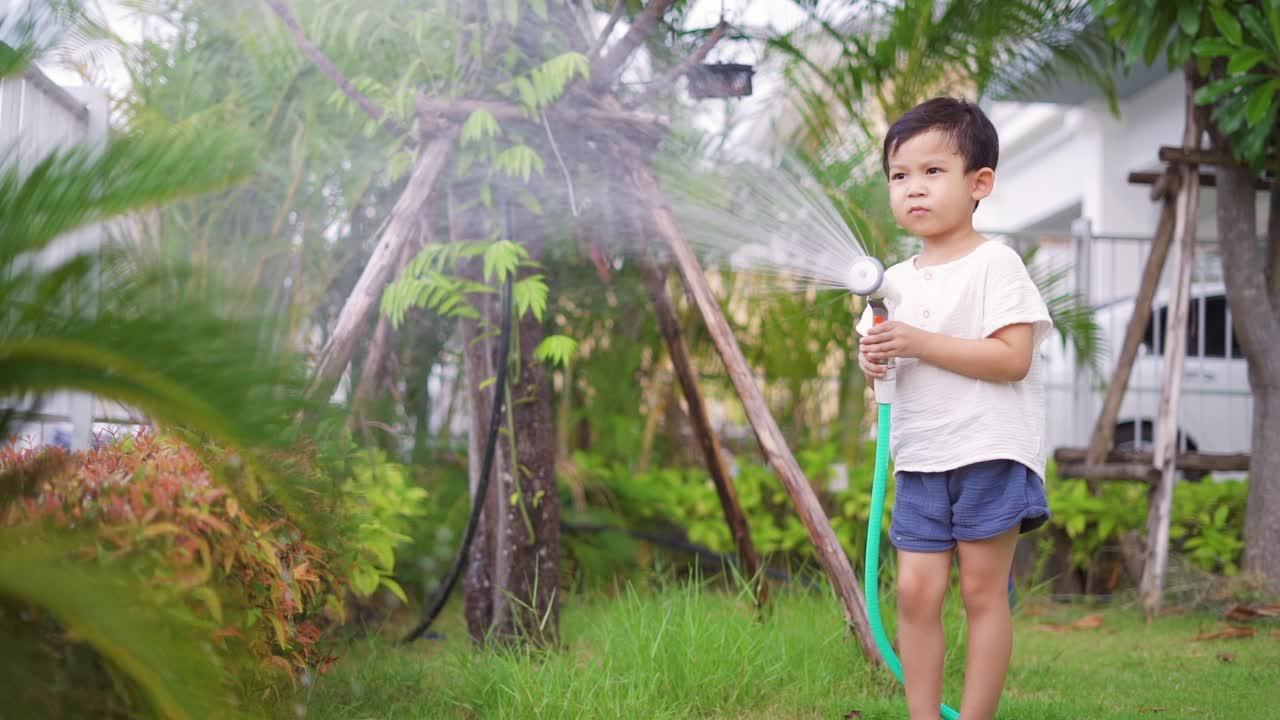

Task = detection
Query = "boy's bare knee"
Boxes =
[898,566,947,622]
[959,573,1005,616]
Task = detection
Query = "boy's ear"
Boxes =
[970,167,995,202]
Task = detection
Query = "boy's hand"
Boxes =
[861,320,930,362]
[858,344,886,380]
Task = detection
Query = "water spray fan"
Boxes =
[848,256,960,720]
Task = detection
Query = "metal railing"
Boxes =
[982,221,1253,457]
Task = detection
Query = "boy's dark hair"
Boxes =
[881,97,999,178]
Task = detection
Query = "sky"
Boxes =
[32,0,812,92]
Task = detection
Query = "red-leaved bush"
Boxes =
[1,431,347,697]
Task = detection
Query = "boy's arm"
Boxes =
[860,321,1034,383]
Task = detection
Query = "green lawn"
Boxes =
[298,582,1280,719]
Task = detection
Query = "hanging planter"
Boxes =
[687,63,754,99]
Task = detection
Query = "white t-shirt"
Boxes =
[856,240,1052,479]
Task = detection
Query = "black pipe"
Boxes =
[401,274,513,644]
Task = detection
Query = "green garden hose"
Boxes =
[864,401,961,720]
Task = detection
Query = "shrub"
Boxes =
[341,448,430,603]
[1,432,347,703]
[1045,471,1248,576]
[568,443,892,579]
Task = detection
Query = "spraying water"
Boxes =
[657,152,886,296]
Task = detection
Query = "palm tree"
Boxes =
[767,0,1117,148]
[1,11,330,716]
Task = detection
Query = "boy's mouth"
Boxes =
[908,206,929,216]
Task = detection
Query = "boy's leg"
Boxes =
[897,547,953,720]
[955,526,1020,720]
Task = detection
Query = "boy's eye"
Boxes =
[926,167,942,174]
[891,173,906,181]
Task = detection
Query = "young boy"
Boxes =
[856,97,1052,720]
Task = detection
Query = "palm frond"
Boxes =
[1025,247,1106,373]
[0,250,332,511]
[982,11,1121,112]
[0,124,253,263]
[0,0,108,80]
[770,0,1123,146]
[0,526,250,719]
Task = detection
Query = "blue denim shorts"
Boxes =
[890,459,1050,553]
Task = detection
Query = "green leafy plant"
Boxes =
[499,51,590,116]
[534,334,577,368]
[569,442,890,579]
[1045,473,1248,575]
[1095,0,1280,164]
[1170,478,1248,574]
[341,449,429,602]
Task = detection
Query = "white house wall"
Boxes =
[981,68,1273,459]
[2,68,109,451]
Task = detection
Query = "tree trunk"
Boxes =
[1242,383,1280,588]
[309,134,452,400]
[1215,159,1280,590]
[626,155,882,666]
[452,188,561,646]
[489,271,561,645]
[452,185,499,644]
[460,299,497,643]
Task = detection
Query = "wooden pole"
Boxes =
[1127,170,1272,191]
[1055,447,1250,473]
[627,156,882,664]
[1084,184,1178,465]
[636,244,769,606]
[1141,68,1203,615]
[308,133,453,400]
[349,227,422,419]
[588,0,627,59]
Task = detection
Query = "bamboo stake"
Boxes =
[1085,182,1178,465]
[1141,68,1202,615]
[628,156,881,664]
[349,227,422,419]
[308,133,453,400]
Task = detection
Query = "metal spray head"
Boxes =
[848,255,900,305]
[847,255,885,297]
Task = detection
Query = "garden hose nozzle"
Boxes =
[849,256,897,404]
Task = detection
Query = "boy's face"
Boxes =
[886,129,994,240]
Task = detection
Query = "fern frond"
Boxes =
[534,334,578,368]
